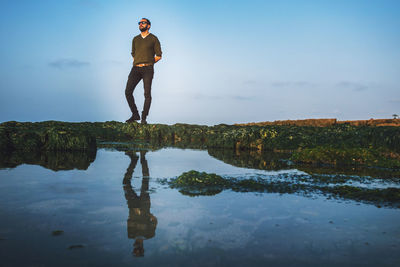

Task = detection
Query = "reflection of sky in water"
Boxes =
[139,147,303,178]
[0,148,399,266]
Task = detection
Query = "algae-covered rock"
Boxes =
[165,170,400,207]
[1,121,400,166]
[9,129,43,152]
[0,126,11,152]
[42,128,96,151]
[168,171,309,195]
[167,170,229,196]
[168,124,207,146]
[0,121,97,152]
[91,121,132,141]
[171,170,229,187]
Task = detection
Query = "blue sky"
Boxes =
[0,0,399,125]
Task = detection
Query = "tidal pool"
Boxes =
[0,147,399,266]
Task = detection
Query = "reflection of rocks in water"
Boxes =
[167,170,400,208]
[177,188,223,197]
[297,165,400,180]
[0,149,96,171]
[207,148,291,171]
[208,146,400,180]
[291,146,400,169]
[98,141,166,152]
[123,151,157,257]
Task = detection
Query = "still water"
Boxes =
[0,147,399,266]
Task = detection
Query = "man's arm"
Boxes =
[131,37,135,60]
[154,36,162,64]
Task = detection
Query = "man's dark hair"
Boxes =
[142,18,151,25]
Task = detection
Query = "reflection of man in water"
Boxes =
[123,151,157,257]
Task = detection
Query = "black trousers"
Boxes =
[125,65,154,119]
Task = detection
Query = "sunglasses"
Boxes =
[138,21,148,25]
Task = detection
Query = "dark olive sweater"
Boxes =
[131,33,162,65]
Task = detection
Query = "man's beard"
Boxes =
[139,26,148,32]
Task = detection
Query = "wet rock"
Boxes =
[42,128,96,151]
[0,121,97,153]
[171,170,229,187]
[1,121,399,168]
[52,230,64,236]
[0,126,9,152]
[168,170,228,196]
[68,244,85,249]
[165,170,400,208]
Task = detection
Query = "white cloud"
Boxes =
[336,81,368,92]
[48,59,90,70]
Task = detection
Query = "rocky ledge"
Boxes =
[1,120,399,169]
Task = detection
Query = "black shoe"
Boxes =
[141,118,147,125]
[126,113,140,123]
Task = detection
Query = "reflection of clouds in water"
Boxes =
[1,149,400,264]
[155,204,274,250]
[47,185,87,194]
[27,199,81,212]
[191,218,254,249]
[300,209,319,217]
[147,148,303,178]
[88,206,126,214]
[155,200,204,225]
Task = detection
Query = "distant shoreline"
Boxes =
[236,118,400,127]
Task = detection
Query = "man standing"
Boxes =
[125,18,162,124]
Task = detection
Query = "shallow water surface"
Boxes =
[0,147,399,266]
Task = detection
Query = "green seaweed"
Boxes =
[0,121,96,152]
[168,171,228,196]
[1,121,399,169]
[163,170,400,208]
[170,170,230,187]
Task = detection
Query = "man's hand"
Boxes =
[154,56,162,63]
